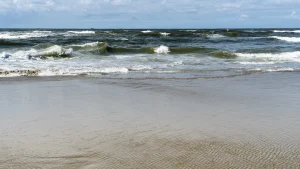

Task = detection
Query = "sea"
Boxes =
[0,29,300,79]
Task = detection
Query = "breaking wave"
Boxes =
[207,34,226,39]
[154,45,170,54]
[273,30,300,33]
[211,52,238,59]
[1,45,73,60]
[141,30,153,33]
[270,36,300,42]
[0,31,51,39]
[0,67,129,77]
[67,31,95,34]
[236,51,300,62]
[160,32,170,36]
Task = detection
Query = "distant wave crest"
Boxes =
[270,36,300,42]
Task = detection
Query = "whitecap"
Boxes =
[160,32,170,36]
[207,34,225,38]
[67,31,95,34]
[235,51,300,62]
[0,32,50,39]
[236,61,275,65]
[154,45,170,54]
[2,45,73,60]
[33,30,52,33]
[265,67,295,72]
[141,30,153,33]
[273,30,300,33]
[72,42,100,47]
[270,36,300,42]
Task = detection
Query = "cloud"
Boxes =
[217,3,240,11]
[1,0,300,28]
[240,14,249,20]
[290,11,296,17]
[288,11,299,20]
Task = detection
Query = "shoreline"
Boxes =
[1,72,300,168]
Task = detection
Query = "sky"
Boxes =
[0,0,300,28]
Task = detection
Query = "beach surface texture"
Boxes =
[1,73,300,168]
[1,29,300,168]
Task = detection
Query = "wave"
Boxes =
[237,61,276,65]
[0,40,27,46]
[207,34,225,39]
[0,32,51,39]
[154,45,170,54]
[273,30,300,33]
[70,42,214,54]
[71,42,108,53]
[235,51,300,62]
[2,45,73,60]
[33,30,52,33]
[180,30,197,32]
[72,41,101,47]
[211,51,238,59]
[0,67,129,77]
[106,46,215,54]
[67,31,95,34]
[37,45,73,58]
[160,32,170,36]
[141,30,153,33]
[223,31,239,37]
[265,67,295,72]
[270,36,300,42]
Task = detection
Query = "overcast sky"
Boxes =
[0,0,299,28]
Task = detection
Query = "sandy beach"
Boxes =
[1,72,300,168]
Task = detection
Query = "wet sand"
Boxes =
[1,72,300,168]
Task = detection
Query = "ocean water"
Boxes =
[0,29,300,78]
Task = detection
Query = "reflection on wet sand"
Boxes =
[1,73,300,168]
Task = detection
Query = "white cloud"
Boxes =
[216,3,241,12]
[290,11,296,17]
[240,14,249,20]
[0,0,298,15]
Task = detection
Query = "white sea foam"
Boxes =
[129,65,152,71]
[237,61,275,65]
[72,42,100,47]
[0,32,51,39]
[38,45,73,56]
[208,34,225,38]
[273,30,300,33]
[265,67,295,72]
[270,36,300,42]
[154,45,170,54]
[168,61,183,67]
[180,30,197,32]
[101,67,129,73]
[33,30,52,33]
[141,30,153,33]
[2,45,73,60]
[67,31,95,34]
[0,65,130,77]
[236,51,300,62]
[38,67,129,76]
[160,32,170,36]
